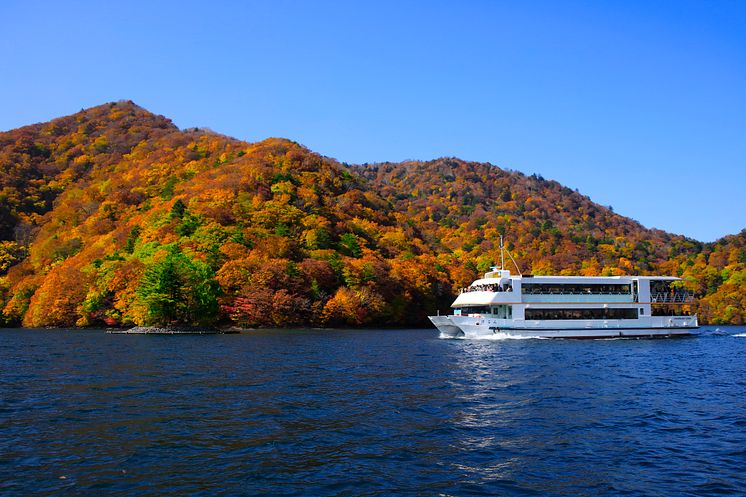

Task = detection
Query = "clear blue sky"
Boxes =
[2,0,744,242]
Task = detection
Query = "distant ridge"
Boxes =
[0,102,743,327]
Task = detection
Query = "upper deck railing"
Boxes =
[522,286,631,295]
[650,292,695,304]
[522,294,634,303]
[460,285,695,303]
[460,284,513,293]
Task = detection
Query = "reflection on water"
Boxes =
[1,327,745,496]
[444,328,746,495]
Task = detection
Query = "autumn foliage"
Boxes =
[0,101,744,327]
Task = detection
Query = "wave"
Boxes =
[442,333,547,341]
[699,327,730,336]
[697,328,746,337]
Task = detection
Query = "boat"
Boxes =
[429,238,699,339]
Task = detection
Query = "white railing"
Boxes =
[522,294,633,303]
[650,292,695,303]
[460,285,513,294]
[522,289,631,296]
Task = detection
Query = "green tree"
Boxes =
[124,226,141,253]
[338,233,362,258]
[171,199,186,218]
[136,247,220,325]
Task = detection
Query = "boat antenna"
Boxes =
[499,235,522,276]
[500,235,505,270]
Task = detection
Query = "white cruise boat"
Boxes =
[429,242,699,339]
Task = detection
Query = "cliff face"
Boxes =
[0,102,743,327]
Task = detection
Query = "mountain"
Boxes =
[0,101,743,327]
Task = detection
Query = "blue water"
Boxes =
[1,327,745,496]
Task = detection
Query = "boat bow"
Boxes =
[429,315,465,338]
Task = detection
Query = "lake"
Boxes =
[1,326,745,496]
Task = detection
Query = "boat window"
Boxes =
[489,305,512,318]
[524,308,639,320]
[651,304,692,316]
[461,306,491,315]
[460,282,513,293]
[522,283,632,295]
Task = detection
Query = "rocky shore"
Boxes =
[107,326,238,335]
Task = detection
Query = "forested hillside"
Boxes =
[0,101,743,327]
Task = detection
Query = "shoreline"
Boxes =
[106,326,237,335]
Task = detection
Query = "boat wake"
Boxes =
[441,332,546,341]
[700,327,730,336]
[696,328,746,338]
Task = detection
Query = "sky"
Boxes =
[1,0,744,242]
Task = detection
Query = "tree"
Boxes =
[135,247,220,325]
[338,233,362,258]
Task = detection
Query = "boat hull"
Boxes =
[428,315,699,339]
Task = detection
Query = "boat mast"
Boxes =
[500,235,505,270]
[499,235,522,276]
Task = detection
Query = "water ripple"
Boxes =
[0,326,744,496]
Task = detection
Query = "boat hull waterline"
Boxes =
[430,315,698,339]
